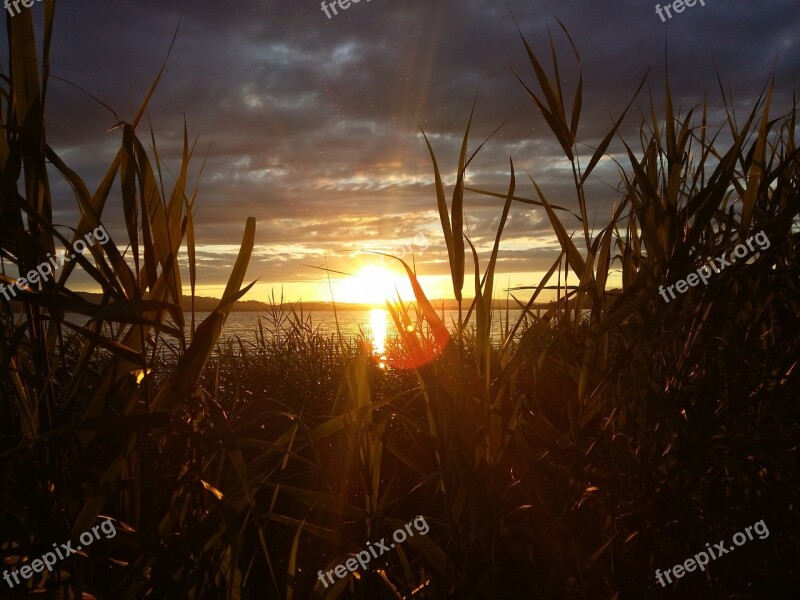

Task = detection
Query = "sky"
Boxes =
[11,0,799,303]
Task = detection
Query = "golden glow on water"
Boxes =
[369,308,388,361]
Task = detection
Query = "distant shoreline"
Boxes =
[68,292,559,312]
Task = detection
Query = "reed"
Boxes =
[1,7,798,599]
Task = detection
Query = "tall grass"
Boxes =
[2,7,799,600]
[379,22,800,598]
[1,7,264,598]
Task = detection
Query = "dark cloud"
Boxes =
[9,0,798,297]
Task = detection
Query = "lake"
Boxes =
[192,308,529,347]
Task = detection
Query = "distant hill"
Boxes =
[72,292,277,312]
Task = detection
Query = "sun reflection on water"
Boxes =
[369,308,388,366]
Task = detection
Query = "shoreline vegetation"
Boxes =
[2,9,798,600]
[58,292,577,313]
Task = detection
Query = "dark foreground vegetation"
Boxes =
[2,9,799,599]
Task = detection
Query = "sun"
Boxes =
[333,265,414,305]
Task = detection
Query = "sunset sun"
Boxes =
[334,265,415,305]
